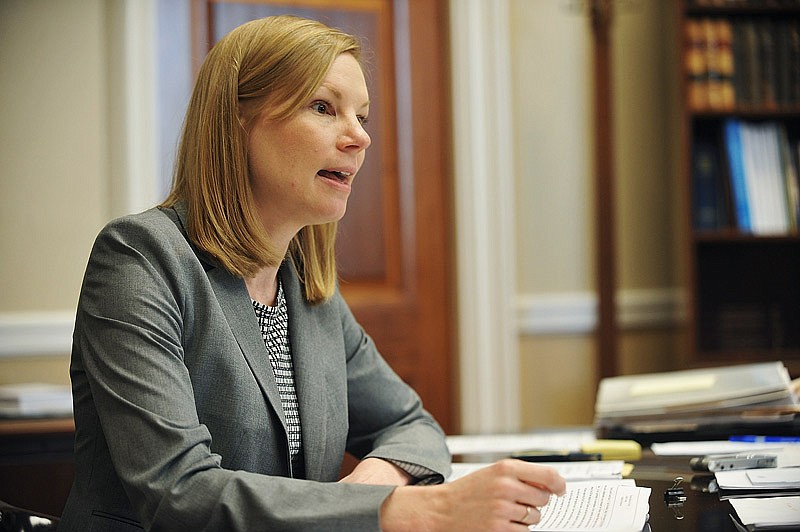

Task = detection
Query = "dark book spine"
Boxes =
[758,19,778,108]
[742,19,762,106]
[789,20,800,105]
[692,136,728,230]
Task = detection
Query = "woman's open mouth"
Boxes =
[317,169,352,183]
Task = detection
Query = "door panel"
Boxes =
[194,0,455,433]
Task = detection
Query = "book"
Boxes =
[685,19,708,111]
[758,19,778,109]
[692,134,728,230]
[705,18,725,110]
[789,20,800,105]
[779,124,800,229]
[758,122,790,233]
[732,20,752,106]
[716,19,736,110]
[713,17,800,109]
[724,118,752,231]
[722,119,794,234]
[776,19,793,107]
[741,19,763,106]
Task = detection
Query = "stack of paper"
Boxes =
[448,462,650,531]
[730,496,800,531]
[0,383,73,417]
[530,481,650,532]
[713,445,800,496]
[594,362,799,443]
[722,447,800,530]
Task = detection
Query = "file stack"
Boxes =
[594,362,800,445]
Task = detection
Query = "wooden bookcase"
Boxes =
[678,0,800,376]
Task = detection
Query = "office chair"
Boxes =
[0,500,58,531]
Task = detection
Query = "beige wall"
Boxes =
[1,1,687,428]
[0,0,109,385]
[510,1,686,429]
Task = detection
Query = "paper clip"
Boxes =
[664,477,686,520]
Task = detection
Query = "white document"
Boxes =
[529,481,651,531]
[716,467,800,490]
[746,468,800,487]
[730,496,800,529]
[650,441,788,456]
[651,442,800,471]
[446,430,596,456]
[447,461,626,483]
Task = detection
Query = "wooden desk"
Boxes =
[0,417,75,517]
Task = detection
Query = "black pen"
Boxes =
[512,450,603,462]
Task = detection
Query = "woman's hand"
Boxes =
[379,459,566,532]
[339,457,413,486]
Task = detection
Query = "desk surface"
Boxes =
[631,453,741,532]
[0,416,74,436]
[0,422,780,530]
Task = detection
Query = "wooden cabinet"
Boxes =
[678,1,800,375]
[0,417,74,517]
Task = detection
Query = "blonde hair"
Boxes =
[161,15,362,303]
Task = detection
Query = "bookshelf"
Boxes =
[678,0,800,375]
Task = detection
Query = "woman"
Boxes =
[58,15,564,532]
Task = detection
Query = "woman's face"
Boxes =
[247,53,371,243]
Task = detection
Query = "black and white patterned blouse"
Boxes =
[252,279,302,460]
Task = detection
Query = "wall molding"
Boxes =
[516,288,686,336]
[0,288,685,358]
[0,311,75,358]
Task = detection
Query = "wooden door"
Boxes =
[193,0,456,433]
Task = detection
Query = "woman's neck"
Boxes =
[245,265,280,306]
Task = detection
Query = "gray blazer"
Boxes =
[58,204,450,532]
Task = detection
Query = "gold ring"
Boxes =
[521,505,532,524]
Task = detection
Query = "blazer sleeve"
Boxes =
[70,212,410,532]
[336,293,451,481]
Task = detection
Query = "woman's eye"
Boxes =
[358,115,369,126]
[312,101,330,115]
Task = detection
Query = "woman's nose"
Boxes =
[341,118,371,151]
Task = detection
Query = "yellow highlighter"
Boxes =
[581,439,642,461]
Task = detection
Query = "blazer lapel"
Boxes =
[281,265,330,480]
[171,204,288,437]
[207,267,288,431]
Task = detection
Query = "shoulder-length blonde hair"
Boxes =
[161,15,362,304]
